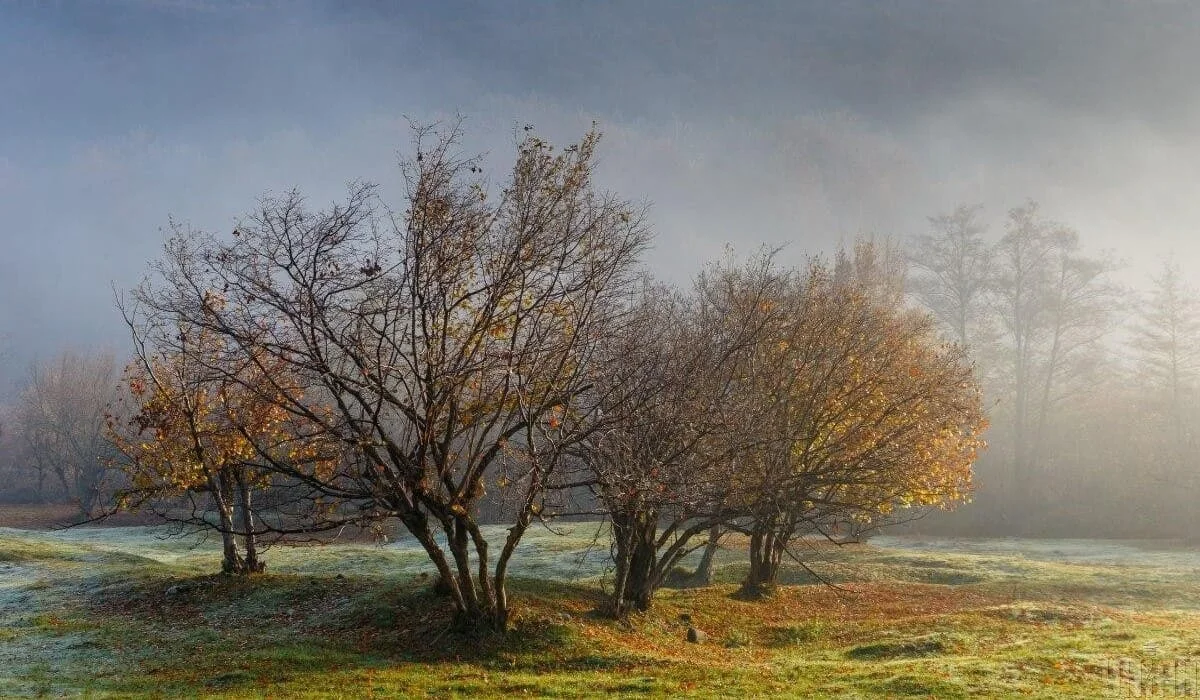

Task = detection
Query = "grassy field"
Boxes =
[1,522,1198,698]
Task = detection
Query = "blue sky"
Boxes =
[3,0,1200,393]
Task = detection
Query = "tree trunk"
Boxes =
[741,526,786,597]
[445,516,484,624]
[234,469,264,574]
[400,509,492,631]
[493,508,534,634]
[35,467,47,504]
[466,520,497,619]
[609,516,634,617]
[73,453,104,519]
[213,471,245,575]
[54,466,72,502]
[627,537,657,612]
[692,525,723,585]
[609,508,659,617]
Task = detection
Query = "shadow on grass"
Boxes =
[80,570,642,695]
[846,636,948,660]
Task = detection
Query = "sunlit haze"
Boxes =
[4,1,1200,392]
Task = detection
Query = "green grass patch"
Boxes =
[2,526,1198,697]
[763,620,827,646]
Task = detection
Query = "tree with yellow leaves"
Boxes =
[108,322,337,575]
[729,243,986,596]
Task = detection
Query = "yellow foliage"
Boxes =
[727,255,985,521]
[110,334,338,499]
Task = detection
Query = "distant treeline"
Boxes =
[905,203,1200,539]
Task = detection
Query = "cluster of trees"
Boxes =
[87,123,983,631]
[908,204,1200,536]
[587,248,982,615]
[4,122,1196,639]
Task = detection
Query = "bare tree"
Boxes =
[1131,260,1200,456]
[580,261,777,617]
[990,203,1119,503]
[907,204,992,349]
[15,351,120,515]
[127,121,648,631]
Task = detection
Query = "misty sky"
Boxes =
[3,0,1200,395]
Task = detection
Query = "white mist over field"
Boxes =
[4,2,1200,394]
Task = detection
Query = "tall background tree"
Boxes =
[906,202,1145,537]
[13,351,120,515]
[1132,260,1200,458]
[907,204,992,350]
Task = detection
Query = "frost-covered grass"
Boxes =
[15,521,618,577]
[3,523,1200,697]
